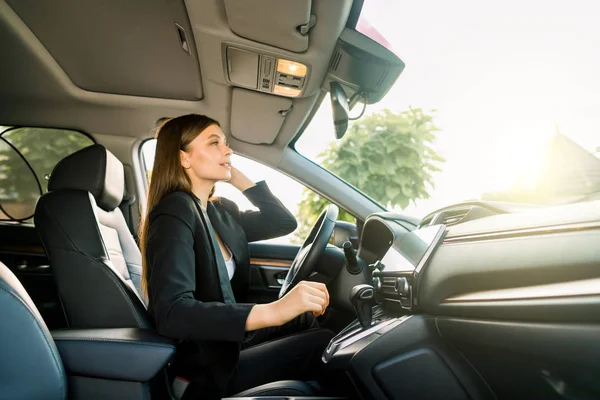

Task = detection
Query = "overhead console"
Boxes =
[222,2,406,144]
[222,23,406,103]
[222,44,310,144]
[224,44,310,98]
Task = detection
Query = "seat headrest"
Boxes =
[48,144,124,211]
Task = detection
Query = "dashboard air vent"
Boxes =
[419,216,434,228]
[441,209,470,226]
[419,204,502,229]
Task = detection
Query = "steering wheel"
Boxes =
[278,204,339,298]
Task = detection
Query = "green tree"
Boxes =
[294,107,443,240]
[0,127,93,221]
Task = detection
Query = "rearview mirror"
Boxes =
[330,81,349,139]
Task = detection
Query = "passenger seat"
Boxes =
[0,261,176,399]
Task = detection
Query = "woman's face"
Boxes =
[181,124,233,183]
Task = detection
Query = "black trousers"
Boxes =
[224,312,334,396]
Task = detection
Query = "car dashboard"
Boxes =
[358,199,600,321]
[324,199,600,400]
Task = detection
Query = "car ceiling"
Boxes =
[0,0,354,161]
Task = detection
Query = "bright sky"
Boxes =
[296,0,600,218]
[145,0,600,223]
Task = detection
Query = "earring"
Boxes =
[184,162,190,168]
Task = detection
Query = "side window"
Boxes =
[140,139,340,245]
[141,138,156,182]
[212,154,323,245]
[0,126,94,223]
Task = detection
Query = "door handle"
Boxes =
[275,271,287,285]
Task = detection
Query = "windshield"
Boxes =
[295,0,600,218]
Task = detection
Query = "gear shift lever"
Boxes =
[350,284,375,329]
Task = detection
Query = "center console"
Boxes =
[323,307,409,368]
[323,224,446,367]
[51,328,176,400]
[318,225,491,400]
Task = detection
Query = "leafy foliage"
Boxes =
[294,107,443,240]
[0,127,93,220]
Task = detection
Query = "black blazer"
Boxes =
[146,181,297,395]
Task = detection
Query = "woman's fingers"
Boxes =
[305,296,326,317]
[300,281,328,298]
[301,283,327,300]
[299,281,329,314]
[306,293,326,308]
[302,287,328,314]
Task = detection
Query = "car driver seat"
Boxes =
[33,144,325,398]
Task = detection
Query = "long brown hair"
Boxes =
[139,114,220,295]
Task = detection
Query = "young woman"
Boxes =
[140,114,332,398]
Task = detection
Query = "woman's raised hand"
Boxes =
[227,166,256,192]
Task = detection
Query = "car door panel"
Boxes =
[0,224,66,329]
[247,242,297,303]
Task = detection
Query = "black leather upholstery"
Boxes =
[52,328,176,382]
[0,262,66,400]
[48,144,124,211]
[0,262,177,399]
[35,144,149,329]
[233,380,320,397]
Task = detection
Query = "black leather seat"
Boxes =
[33,144,322,398]
[0,261,176,400]
[0,261,66,400]
[35,144,149,329]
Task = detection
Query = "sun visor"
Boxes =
[223,0,313,53]
[6,0,203,101]
[230,89,293,145]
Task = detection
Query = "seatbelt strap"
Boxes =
[172,376,189,399]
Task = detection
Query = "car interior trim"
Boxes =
[250,258,293,268]
[444,220,600,244]
[443,277,600,303]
